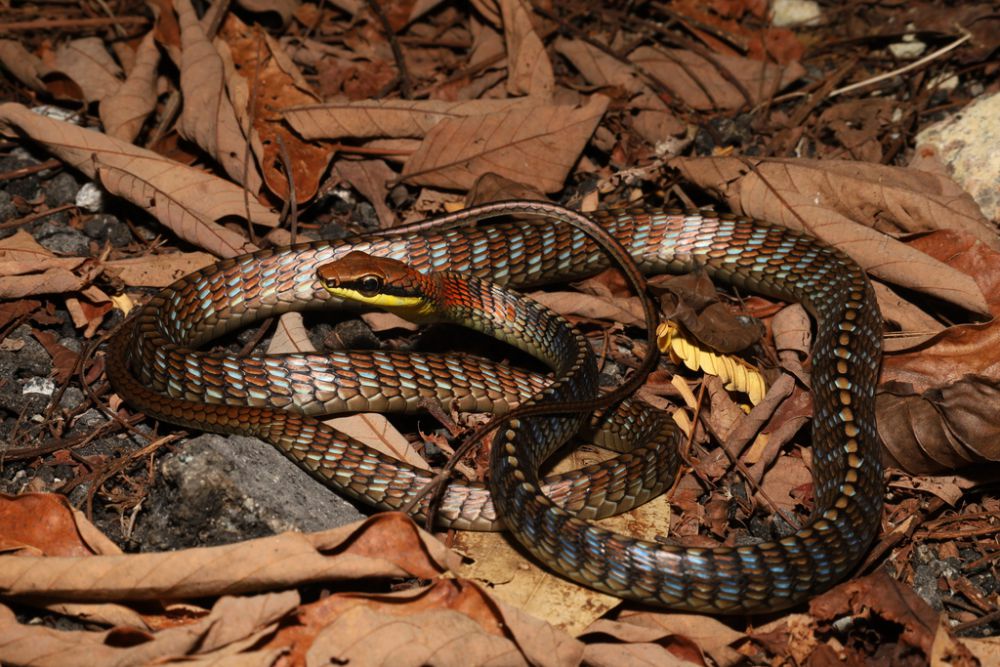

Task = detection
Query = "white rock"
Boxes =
[771,0,822,27]
[914,92,1000,221]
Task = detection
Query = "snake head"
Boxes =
[317,251,439,321]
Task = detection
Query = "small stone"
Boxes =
[84,214,133,247]
[44,172,83,207]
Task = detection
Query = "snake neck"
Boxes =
[436,272,587,380]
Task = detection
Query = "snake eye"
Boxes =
[358,274,383,297]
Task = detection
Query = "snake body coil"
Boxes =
[107,202,883,613]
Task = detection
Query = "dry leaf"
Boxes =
[0,592,295,667]
[668,155,991,314]
[331,159,396,227]
[0,39,52,94]
[309,605,523,667]
[0,513,458,601]
[100,32,160,143]
[630,46,804,110]
[0,103,278,258]
[105,252,217,287]
[0,230,85,298]
[809,570,948,656]
[529,290,645,327]
[495,0,554,96]
[401,94,609,193]
[220,16,331,203]
[877,377,1000,474]
[175,0,263,193]
[282,97,535,140]
[0,493,96,557]
[53,37,123,104]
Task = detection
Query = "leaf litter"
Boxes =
[0,0,999,664]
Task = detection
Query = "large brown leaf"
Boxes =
[400,94,608,193]
[283,97,535,140]
[175,0,263,194]
[0,103,278,258]
[220,15,332,203]
[630,46,804,110]
[669,155,990,314]
[99,32,160,143]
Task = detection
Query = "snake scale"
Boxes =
[106,201,883,613]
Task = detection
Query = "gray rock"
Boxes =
[44,172,83,207]
[32,220,90,256]
[133,433,366,551]
[83,214,133,247]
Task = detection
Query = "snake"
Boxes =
[106,201,883,613]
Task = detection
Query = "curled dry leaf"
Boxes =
[221,15,332,203]
[0,513,458,601]
[552,38,688,146]
[401,94,609,193]
[495,0,554,97]
[0,39,50,93]
[630,46,805,110]
[0,104,279,258]
[53,38,123,104]
[878,377,1000,474]
[809,569,962,658]
[669,155,991,314]
[283,97,535,141]
[875,230,1000,473]
[99,32,160,143]
[331,159,396,227]
[0,592,296,667]
[0,230,85,298]
[581,613,746,667]
[0,493,97,557]
[105,252,216,287]
[174,0,263,194]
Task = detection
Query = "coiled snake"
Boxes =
[106,201,882,613]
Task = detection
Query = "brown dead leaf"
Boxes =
[810,569,944,655]
[465,172,547,206]
[53,38,123,104]
[0,494,96,557]
[401,94,608,193]
[100,32,160,143]
[283,97,535,140]
[553,38,688,146]
[174,0,262,194]
[0,299,41,329]
[0,230,85,298]
[106,252,216,287]
[331,159,396,227]
[630,46,804,110]
[0,592,295,667]
[495,0,554,97]
[220,15,332,203]
[0,103,278,258]
[306,599,523,666]
[583,612,746,667]
[31,329,79,385]
[669,155,991,314]
[877,377,1000,474]
[0,39,51,94]
[0,513,457,601]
